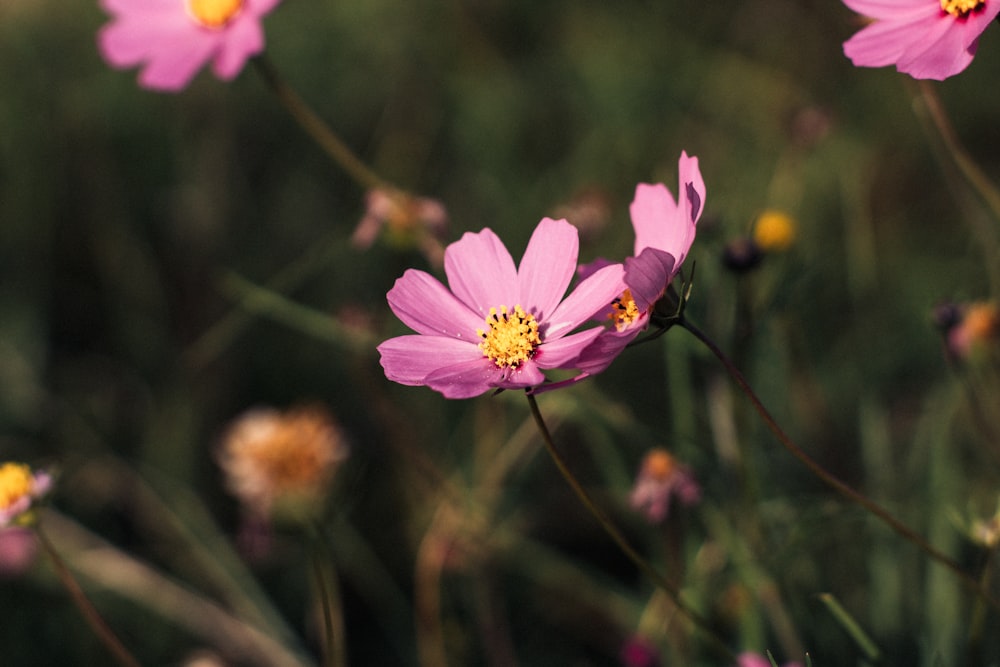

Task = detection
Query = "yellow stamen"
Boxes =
[0,463,35,511]
[185,0,245,28]
[477,305,541,368]
[609,290,641,331]
[940,0,985,17]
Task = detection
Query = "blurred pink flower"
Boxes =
[0,463,50,528]
[630,448,700,523]
[98,0,282,91]
[0,528,38,578]
[571,152,705,378]
[619,635,660,667]
[736,652,803,667]
[352,188,449,267]
[842,0,1000,80]
[377,218,626,398]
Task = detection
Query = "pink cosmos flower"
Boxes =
[842,0,1000,80]
[98,0,282,91]
[572,151,705,377]
[377,218,626,398]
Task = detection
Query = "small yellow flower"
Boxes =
[0,463,51,528]
[218,406,348,522]
[752,210,797,253]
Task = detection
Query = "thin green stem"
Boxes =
[309,524,348,667]
[36,525,143,667]
[681,319,1000,611]
[914,80,1000,224]
[253,56,387,193]
[525,393,734,661]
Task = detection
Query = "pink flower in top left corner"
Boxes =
[378,218,626,399]
[98,0,282,91]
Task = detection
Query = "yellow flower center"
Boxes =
[753,210,797,253]
[609,290,642,331]
[643,449,677,481]
[477,305,541,368]
[0,463,35,511]
[940,0,985,17]
[185,0,245,28]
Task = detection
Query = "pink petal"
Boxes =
[386,269,482,338]
[377,335,483,387]
[843,0,936,20]
[98,13,192,67]
[625,248,676,312]
[138,34,220,91]
[424,357,544,396]
[575,321,645,374]
[678,151,705,229]
[100,0,177,16]
[445,228,519,316]
[534,326,605,369]
[517,218,579,321]
[211,16,264,80]
[631,152,703,264]
[631,182,679,256]
[545,263,625,339]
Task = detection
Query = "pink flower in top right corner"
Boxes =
[843,0,1000,80]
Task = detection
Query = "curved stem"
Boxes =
[525,393,734,661]
[36,524,143,667]
[252,56,388,193]
[681,319,1000,610]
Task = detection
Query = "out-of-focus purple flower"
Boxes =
[0,528,38,578]
[842,0,1000,80]
[736,652,803,667]
[620,635,660,667]
[98,0,282,91]
[352,188,449,267]
[377,218,626,398]
[571,152,705,378]
[630,448,700,524]
[0,463,51,528]
[936,301,1000,360]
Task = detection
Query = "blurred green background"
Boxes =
[3,0,1000,665]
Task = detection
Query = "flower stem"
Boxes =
[308,523,348,667]
[36,524,143,667]
[252,56,388,193]
[680,318,1000,610]
[524,393,734,661]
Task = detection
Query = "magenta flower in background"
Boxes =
[378,218,626,398]
[572,151,705,377]
[629,448,701,523]
[98,0,282,91]
[736,652,803,667]
[842,0,1000,80]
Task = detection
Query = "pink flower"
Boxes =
[736,652,803,667]
[98,0,282,91]
[352,188,449,267]
[629,448,701,523]
[842,0,1000,80]
[572,152,705,377]
[377,218,626,398]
